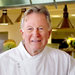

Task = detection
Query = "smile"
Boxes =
[31,40,41,42]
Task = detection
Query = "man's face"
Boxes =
[21,12,51,55]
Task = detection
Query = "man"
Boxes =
[0,6,75,75]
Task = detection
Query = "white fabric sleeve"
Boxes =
[69,56,75,75]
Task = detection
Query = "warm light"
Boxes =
[0,9,13,25]
[0,23,8,25]
[52,29,57,31]
[71,14,75,16]
[51,15,61,18]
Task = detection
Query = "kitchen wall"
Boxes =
[0,23,22,45]
[0,3,75,45]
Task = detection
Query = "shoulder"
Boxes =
[0,42,23,60]
[45,46,75,67]
[0,47,18,63]
[0,41,24,63]
[45,46,70,59]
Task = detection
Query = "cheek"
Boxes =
[22,32,27,40]
[42,32,49,39]
[22,32,31,41]
[45,31,51,39]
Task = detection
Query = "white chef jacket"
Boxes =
[0,42,75,75]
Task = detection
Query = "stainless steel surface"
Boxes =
[0,0,53,8]
[0,0,75,9]
[0,0,30,8]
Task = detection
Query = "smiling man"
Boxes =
[21,12,51,56]
[0,6,75,75]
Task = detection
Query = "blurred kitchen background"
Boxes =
[0,0,75,57]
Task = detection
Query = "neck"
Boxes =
[22,40,43,56]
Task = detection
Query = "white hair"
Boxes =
[21,5,51,31]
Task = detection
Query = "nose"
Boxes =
[33,28,40,37]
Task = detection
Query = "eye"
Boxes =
[39,27,43,30]
[27,27,33,30]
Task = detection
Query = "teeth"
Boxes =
[31,40,41,42]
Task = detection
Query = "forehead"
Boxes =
[23,12,49,27]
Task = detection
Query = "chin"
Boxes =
[32,46,44,51]
[32,48,41,51]
[32,48,43,54]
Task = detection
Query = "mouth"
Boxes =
[31,40,41,43]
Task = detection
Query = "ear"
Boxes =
[20,29,25,39]
[20,29,24,34]
[20,29,22,32]
[48,29,52,38]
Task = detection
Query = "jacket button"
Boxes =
[17,63,21,68]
